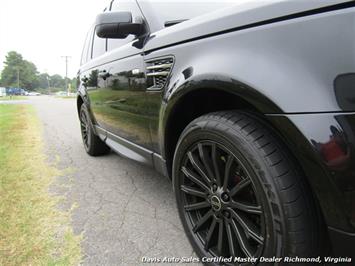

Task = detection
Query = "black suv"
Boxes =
[77,0,355,262]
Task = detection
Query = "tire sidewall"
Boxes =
[173,119,285,263]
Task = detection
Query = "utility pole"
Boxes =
[17,68,20,88]
[61,56,71,96]
[47,76,51,95]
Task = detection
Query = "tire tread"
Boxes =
[180,110,324,257]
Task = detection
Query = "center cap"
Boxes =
[210,195,222,211]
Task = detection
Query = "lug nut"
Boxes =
[212,184,218,192]
[221,192,230,202]
[224,211,231,218]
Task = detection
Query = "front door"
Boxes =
[90,49,151,150]
[87,0,153,151]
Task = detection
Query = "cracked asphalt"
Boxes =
[30,96,200,266]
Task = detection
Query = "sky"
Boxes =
[0,0,107,78]
[0,0,255,79]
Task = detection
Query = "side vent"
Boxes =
[146,57,174,90]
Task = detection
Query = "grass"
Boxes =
[0,104,81,265]
[0,96,28,101]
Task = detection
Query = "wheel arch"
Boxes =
[161,75,283,178]
[77,95,84,116]
[161,81,340,234]
[76,93,98,128]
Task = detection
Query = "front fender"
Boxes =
[145,6,355,114]
[164,72,282,114]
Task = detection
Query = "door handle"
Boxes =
[98,70,111,80]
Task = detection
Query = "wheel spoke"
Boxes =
[180,140,265,260]
[193,210,213,233]
[181,166,210,192]
[217,219,224,254]
[80,113,87,124]
[230,209,264,244]
[225,220,236,257]
[223,155,234,190]
[211,144,222,186]
[230,219,253,258]
[181,185,206,198]
[231,201,262,215]
[204,217,217,250]
[187,151,211,184]
[229,177,251,196]
[184,201,210,211]
[197,144,214,182]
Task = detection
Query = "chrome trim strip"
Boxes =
[146,63,173,70]
[146,71,170,77]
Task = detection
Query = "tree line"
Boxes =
[0,51,76,92]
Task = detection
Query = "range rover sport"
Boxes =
[77,0,355,263]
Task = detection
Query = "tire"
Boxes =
[79,104,110,156]
[173,111,325,265]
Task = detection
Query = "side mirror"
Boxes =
[95,11,145,39]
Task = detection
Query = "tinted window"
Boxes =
[108,0,143,51]
[92,27,107,58]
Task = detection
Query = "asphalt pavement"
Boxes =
[29,96,199,266]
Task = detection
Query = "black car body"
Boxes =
[77,0,355,261]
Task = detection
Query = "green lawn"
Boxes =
[0,104,81,265]
[0,96,28,101]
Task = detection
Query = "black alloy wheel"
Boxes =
[79,104,110,156]
[180,141,264,260]
[80,106,91,151]
[173,111,326,265]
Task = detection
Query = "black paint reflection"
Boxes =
[311,126,351,172]
[107,71,145,91]
[86,62,154,149]
[311,117,355,191]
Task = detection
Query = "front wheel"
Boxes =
[173,111,325,264]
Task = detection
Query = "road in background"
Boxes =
[30,96,199,265]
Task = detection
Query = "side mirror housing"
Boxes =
[95,11,144,39]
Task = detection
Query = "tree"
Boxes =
[37,73,50,89]
[49,74,65,88]
[0,51,76,91]
[70,77,77,92]
[21,60,39,89]
[0,51,23,88]
[0,51,39,90]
